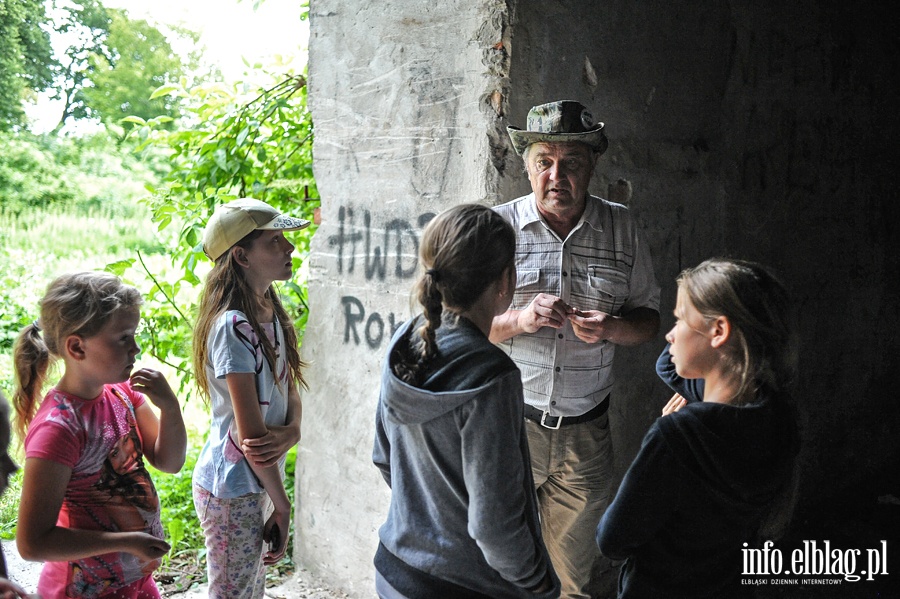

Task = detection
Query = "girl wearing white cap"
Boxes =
[192,198,309,599]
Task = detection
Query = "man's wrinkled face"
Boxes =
[525,142,596,219]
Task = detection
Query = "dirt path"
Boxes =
[1,540,350,599]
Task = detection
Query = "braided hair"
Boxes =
[393,204,516,386]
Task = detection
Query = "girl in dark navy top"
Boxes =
[597,258,799,599]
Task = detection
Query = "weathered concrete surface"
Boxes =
[298,1,510,596]
[301,0,899,596]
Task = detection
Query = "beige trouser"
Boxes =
[526,412,613,599]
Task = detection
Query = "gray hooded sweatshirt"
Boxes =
[373,315,559,599]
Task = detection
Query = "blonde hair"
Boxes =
[677,258,797,406]
[393,204,515,386]
[12,272,142,442]
[192,230,306,402]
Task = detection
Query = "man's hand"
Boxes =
[518,294,574,333]
[242,426,299,468]
[568,306,661,346]
[568,309,615,343]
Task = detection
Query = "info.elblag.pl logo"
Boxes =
[742,540,889,583]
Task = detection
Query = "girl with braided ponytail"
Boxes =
[373,203,560,599]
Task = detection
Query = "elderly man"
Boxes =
[491,100,661,598]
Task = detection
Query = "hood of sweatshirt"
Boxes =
[655,397,797,510]
[382,315,518,426]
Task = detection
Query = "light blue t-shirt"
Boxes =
[193,310,289,498]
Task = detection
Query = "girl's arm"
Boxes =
[16,458,170,563]
[462,373,557,595]
[130,368,187,473]
[226,372,291,564]
[655,343,705,403]
[372,397,392,488]
[241,382,302,468]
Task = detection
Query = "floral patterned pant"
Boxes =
[192,484,271,599]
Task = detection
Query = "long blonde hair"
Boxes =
[192,230,306,402]
[12,272,142,442]
[677,258,797,406]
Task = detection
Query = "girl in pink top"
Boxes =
[11,272,187,599]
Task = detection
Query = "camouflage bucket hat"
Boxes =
[507,100,609,156]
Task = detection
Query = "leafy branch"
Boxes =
[137,250,190,324]
[114,65,318,396]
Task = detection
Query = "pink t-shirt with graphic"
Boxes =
[24,382,163,599]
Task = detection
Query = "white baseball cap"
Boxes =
[203,198,310,261]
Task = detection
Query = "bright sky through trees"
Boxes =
[26,0,309,132]
[106,0,308,80]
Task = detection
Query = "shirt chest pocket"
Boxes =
[579,264,630,314]
[513,268,542,309]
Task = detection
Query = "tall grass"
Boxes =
[0,203,164,257]
[0,202,178,392]
[0,471,22,539]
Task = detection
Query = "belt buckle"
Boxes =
[540,411,562,430]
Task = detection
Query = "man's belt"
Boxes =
[524,396,610,430]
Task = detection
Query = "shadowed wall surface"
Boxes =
[502,2,899,595]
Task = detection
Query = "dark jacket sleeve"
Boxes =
[655,343,705,403]
[596,423,683,559]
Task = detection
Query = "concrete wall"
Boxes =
[298,1,511,595]
[300,0,899,596]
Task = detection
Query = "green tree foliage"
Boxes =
[0,130,160,213]
[0,0,55,130]
[52,0,112,128]
[52,0,198,131]
[73,10,195,127]
[0,132,78,210]
[116,68,318,393]
[1,0,199,132]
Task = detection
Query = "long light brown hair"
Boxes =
[192,230,306,402]
[680,259,802,541]
[393,204,515,386]
[677,258,797,406]
[12,272,142,442]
